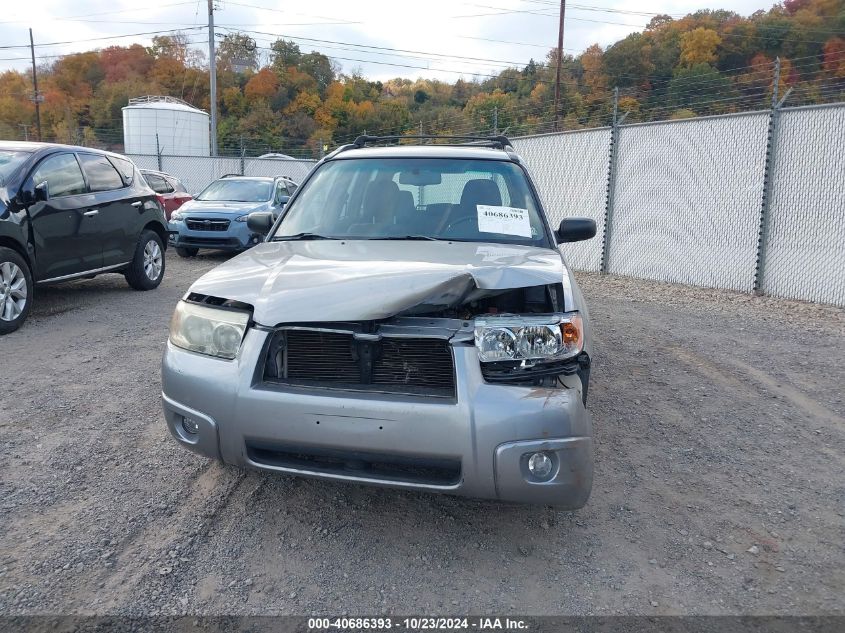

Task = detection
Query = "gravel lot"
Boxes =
[1,252,843,616]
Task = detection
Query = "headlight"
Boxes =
[171,211,183,221]
[474,313,583,362]
[169,301,249,359]
[235,214,249,222]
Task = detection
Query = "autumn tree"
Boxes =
[822,37,845,77]
[148,33,205,68]
[680,28,722,65]
[100,45,154,83]
[0,71,34,138]
[244,68,279,103]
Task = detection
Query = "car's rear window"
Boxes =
[273,157,550,246]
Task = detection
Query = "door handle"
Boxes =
[131,201,143,208]
[83,209,99,217]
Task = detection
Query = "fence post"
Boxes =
[239,136,245,176]
[155,133,162,171]
[600,87,627,274]
[753,58,791,295]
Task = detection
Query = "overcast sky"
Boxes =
[1,0,775,82]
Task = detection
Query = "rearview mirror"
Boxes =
[34,181,49,202]
[399,169,442,186]
[556,217,596,243]
[247,211,274,234]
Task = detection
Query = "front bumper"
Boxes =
[161,329,593,507]
[168,220,262,251]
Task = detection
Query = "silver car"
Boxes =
[161,135,597,508]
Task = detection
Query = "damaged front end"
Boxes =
[258,281,591,401]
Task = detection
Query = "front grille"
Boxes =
[265,329,456,398]
[246,442,461,486]
[186,218,230,231]
[286,331,359,382]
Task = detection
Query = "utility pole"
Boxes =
[207,0,218,156]
[493,105,499,135]
[552,0,566,132]
[29,28,42,141]
[19,124,30,141]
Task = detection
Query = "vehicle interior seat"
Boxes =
[347,179,401,235]
[395,190,417,231]
[439,179,503,234]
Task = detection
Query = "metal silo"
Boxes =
[122,96,210,156]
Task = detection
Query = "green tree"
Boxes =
[668,63,735,112]
[271,39,302,74]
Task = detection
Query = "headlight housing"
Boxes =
[169,300,249,359]
[170,211,184,221]
[474,313,583,363]
[235,214,249,222]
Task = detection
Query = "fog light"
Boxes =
[182,416,199,435]
[527,452,554,480]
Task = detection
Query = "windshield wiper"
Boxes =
[365,235,441,241]
[272,232,338,241]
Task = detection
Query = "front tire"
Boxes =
[176,247,199,258]
[0,247,33,335]
[125,230,165,291]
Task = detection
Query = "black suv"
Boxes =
[0,141,169,334]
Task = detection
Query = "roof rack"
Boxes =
[350,134,513,150]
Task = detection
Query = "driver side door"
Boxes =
[26,152,101,281]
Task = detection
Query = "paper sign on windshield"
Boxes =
[476,205,532,238]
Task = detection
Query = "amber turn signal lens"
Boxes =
[561,320,581,346]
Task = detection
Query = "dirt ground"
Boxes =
[1,252,843,616]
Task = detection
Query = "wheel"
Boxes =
[125,230,165,291]
[0,247,33,335]
[176,247,199,258]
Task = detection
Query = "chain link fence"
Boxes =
[760,104,845,305]
[511,128,612,272]
[513,102,845,307]
[123,102,844,307]
[604,112,769,292]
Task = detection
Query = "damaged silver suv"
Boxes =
[161,135,597,508]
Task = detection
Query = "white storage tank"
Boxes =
[122,96,209,156]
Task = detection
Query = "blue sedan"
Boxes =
[169,175,297,257]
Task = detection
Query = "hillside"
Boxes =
[0,0,842,156]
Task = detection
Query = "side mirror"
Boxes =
[17,187,35,205]
[246,211,274,234]
[556,217,596,243]
[34,181,49,202]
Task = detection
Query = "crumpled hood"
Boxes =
[178,199,268,215]
[188,240,566,326]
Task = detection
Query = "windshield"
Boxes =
[272,157,551,246]
[0,150,31,186]
[197,179,272,202]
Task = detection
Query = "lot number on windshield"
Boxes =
[476,205,532,238]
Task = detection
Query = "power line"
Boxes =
[0,27,206,50]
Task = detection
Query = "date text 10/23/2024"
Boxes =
[307,617,530,631]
